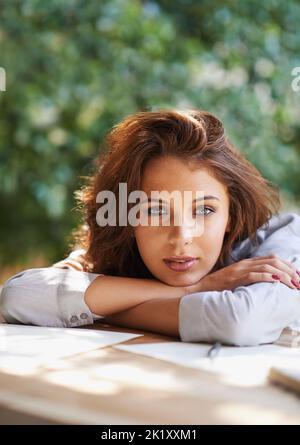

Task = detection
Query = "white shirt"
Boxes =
[1,211,300,346]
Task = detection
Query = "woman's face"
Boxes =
[133,156,231,287]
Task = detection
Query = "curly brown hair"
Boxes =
[69,108,282,277]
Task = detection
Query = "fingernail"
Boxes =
[291,279,300,288]
[272,274,280,280]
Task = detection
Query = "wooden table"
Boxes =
[0,320,300,425]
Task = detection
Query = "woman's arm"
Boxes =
[51,248,189,317]
[103,275,300,346]
[83,275,189,317]
[0,267,102,327]
[0,265,196,328]
[104,297,181,338]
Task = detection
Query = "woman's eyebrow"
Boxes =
[144,195,220,203]
[194,195,220,202]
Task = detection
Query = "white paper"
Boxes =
[0,324,142,373]
[114,341,300,386]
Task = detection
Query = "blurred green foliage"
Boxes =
[0,0,299,267]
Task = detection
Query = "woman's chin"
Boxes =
[159,273,200,288]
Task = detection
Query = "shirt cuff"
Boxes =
[57,269,105,327]
[178,293,208,342]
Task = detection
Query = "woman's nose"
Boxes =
[168,224,195,245]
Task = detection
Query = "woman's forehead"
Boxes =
[141,158,227,199]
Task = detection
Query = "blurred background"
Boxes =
[0,0,300,283]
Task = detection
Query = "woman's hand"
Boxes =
[52,254,85,271]
[188,254,300,293]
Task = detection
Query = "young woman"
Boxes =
[1,109,300,346]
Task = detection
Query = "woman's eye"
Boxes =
[147,206,214,217]
[147,206,167,216]
[194,206,215,216]
[146,206,214,216]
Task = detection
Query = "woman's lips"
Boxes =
[163,259,198,272]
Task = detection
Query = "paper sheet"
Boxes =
[0,324,142,373]
[114,341,300,386]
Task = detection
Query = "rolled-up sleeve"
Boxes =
[179,212,300,346]
[0,267,104,327]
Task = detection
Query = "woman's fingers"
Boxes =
[252,265,300,289]
[249,255,300,284]
[246,271,300,290]
[244,255,300,289]
[268,255,299,275]
[52,259,84,271]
